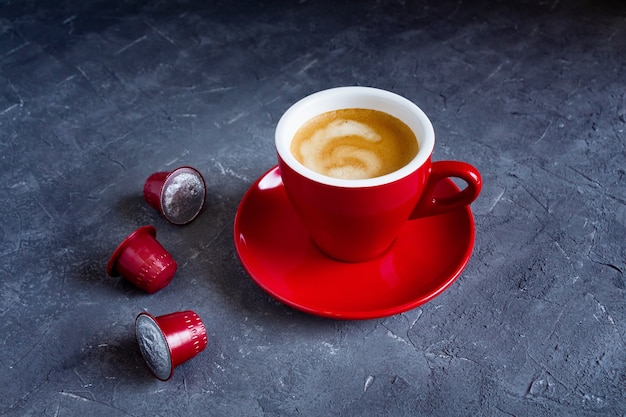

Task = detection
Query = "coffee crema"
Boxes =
[290,108,419,180]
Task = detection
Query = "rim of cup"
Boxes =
[275,86,435,188]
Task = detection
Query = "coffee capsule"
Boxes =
[107,226,177,294]
[135,310,208,381]
[143,166,206,225]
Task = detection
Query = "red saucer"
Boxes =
[233,166,475,320]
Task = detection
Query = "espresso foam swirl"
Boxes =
[300,119,383,179]
[291,108,419,180]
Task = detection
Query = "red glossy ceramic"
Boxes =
[234,167,475,320]
[278,155,480,262]
[275,86,481,262]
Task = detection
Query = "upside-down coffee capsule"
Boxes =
[143,166,206,225]
[135,310,208,381]
[106,225,177,294]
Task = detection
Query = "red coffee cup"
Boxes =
[135,310,208,381]
[106,226,177,294]
[143,166,206,225]
[275,87,482,262]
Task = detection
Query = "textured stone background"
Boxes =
[0,0,624,416]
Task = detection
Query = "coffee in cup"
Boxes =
[290,108,419,180]
[276,86,482,262]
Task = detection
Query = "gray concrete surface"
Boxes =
[1,0,625,416]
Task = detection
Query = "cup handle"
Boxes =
[409,161,482,219]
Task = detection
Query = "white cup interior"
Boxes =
[275,86,435,188]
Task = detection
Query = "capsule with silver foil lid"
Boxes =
[143,166,207,225]
[135,310,208,381]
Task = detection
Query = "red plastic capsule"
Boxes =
[143,166,206,225]
[107,226,177,294]
[135,310,208,381]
